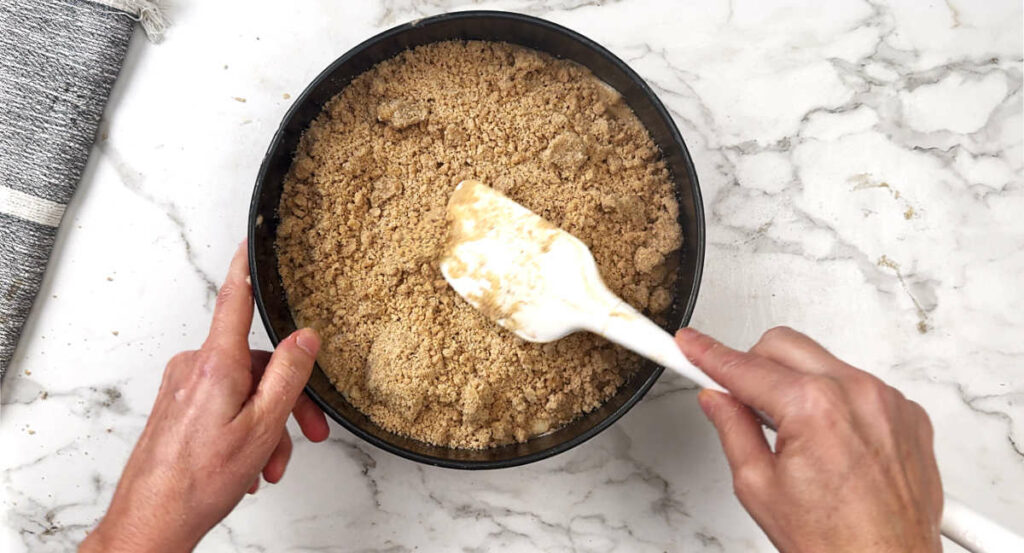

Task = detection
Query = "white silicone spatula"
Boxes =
[440,180,723,392]
[439,180,1024,553]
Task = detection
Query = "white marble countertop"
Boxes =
[3,0,1022,551]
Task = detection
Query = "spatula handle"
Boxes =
[588,300,775,428]
[587,300,725,392]
[941,495,1024,552]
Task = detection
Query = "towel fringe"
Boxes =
[84,0,169,42]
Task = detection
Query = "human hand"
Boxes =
[80,241,330,553]
[676,326,942,553]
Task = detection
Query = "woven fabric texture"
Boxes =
[0,0,135,374]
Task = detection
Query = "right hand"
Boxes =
[676,326,942,553]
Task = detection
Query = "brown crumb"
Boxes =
[24,369,31,375]
[283,93,291,99]
[376,98,429,129]
[276,41,682,449]
[649,287,672,312]
[634,246,664,274]
[27,429,35,435]
[233,96,247,103]
[543,131,588,172]
[112,331,119,336]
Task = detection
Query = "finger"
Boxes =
[698,389,774,491]
[252,349,329,441]
[205,240,255,352]
[749,326,850,377]
[676,328,801,417]
[262,429,293,484]
[248,328,320,429]
[247,478,259,495]
[293,393,330,442]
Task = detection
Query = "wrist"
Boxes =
[80,514,198,553]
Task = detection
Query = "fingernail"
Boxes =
[676,327,699,339]
[697,389,715,419]
[295,328,320,357]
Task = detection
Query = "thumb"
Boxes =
[698,389,774,482]
[252,328,320,427]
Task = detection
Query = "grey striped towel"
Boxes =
[0,0,165,375]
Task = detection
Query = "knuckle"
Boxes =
[205,345,248,367]
[274,354,305,384]
[212,278,248,313]
[848,374,896,413]
[193,349,220,375]
[716,348,754,375]
[732,464,769,500]
[254,417,279,442]
[215,282,242,308]
[846,371,880,390]
[191,348,248,385]
[885,387,906,412]
[167,351,194,371]
[795,376,844,415]
[252,415,286,447]
[690,333,719,359]
[909,400,934,437]
[908,399,928,420]
[760,325,796,346]
[161,350,195,388]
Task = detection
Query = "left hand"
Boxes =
[79,241,330,553]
